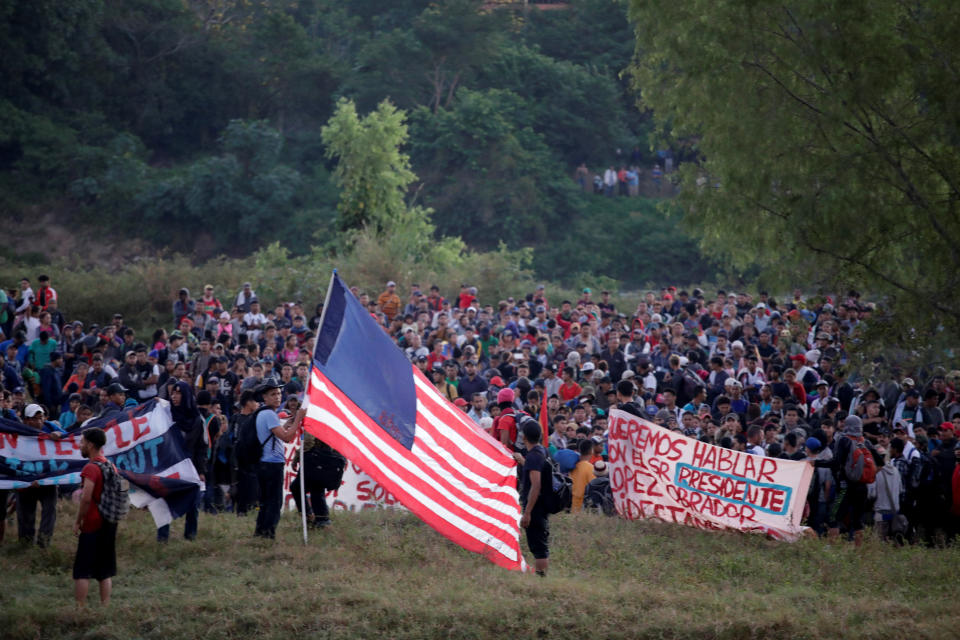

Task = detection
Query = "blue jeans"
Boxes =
[255,462,284,539]
[157,489,200,541]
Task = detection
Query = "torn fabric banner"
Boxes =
[0,399,202,527]
[607,408,813,541]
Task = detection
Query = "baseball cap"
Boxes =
[489,376,505,387]
[387,280,396,287]
[581,362,596,372]
[24,404,45,418]
[106,382,127,396]
[453,398,468,407]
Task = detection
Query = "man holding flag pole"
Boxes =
[300,270,529,571]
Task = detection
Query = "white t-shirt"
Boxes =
[138,364,161,400]
[243,312,267,342]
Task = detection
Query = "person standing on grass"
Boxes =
[73,428,117,606]
[158,380,204,542]
[517,420,550,576]
[17,404,63,546]
[255,380,304,539]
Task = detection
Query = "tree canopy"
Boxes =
[1,0,715,288]
[627,0,960,340]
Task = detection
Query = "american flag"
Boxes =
[303,272,528,571]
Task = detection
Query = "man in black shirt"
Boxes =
[519,420,549,576]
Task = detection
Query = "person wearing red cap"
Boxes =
[453,397,469,413]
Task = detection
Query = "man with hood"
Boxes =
[805,436,834,535]
[869,448,902,540]
[157,380,205,542]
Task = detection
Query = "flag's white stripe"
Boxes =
[307,380,520,534]
[306,401,518,561]
[412,375,513,467]
[411,428,517,502]
[310,374,519,520]
[412,391,515,477]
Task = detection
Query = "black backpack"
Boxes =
[234,406,273,469]
[539,454,572,515]
[304,445,347,491]
[908,450,939,492]
[586,476,615,516]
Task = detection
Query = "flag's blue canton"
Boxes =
[313,274,417,450]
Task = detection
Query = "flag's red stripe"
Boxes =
[306,376,523,550]
[411,367,515,462]
[308,382,521,533]
[413,386,519,491]
[306,415,522,570]
[307,391,521,546]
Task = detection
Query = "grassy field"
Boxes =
[1,503,958,640]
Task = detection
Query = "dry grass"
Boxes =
[1,501,958,639]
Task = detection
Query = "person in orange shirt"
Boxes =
[377,281,401,321]
[570,439,596,511]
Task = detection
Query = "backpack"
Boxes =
[908,450,938,492]
[586,476,615,516]
[539,454,572,515]
[304,446,347,491]
[845,438,877,484]
[515,411,540,451]
[234,406,273,469]
[94,460,130,523]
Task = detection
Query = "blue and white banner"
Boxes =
[0,399,202,527]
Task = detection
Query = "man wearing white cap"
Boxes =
[17,404,64,546]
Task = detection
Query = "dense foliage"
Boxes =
[1,0,710,287]
[627,0,960,343]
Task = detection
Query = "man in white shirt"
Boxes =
[235,282,257,313]
[16,278,34,315]
[136,347,160,401]
[242,299,267,344]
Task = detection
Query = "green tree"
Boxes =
[475,45,628,165]
[341,0,507,113]
[321,98,416,233]
[628,0,960,341]
[409,88,584,249]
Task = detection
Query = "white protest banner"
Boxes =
[281,441,404,512]
[607,408,813,540]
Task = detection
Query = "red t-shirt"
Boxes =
[458,293,477,310]
[559,381,582,403]
[426,352,448,370]
[493,409,517,449]
[80,457,107,533]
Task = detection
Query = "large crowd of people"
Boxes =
[2,275,959,570]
